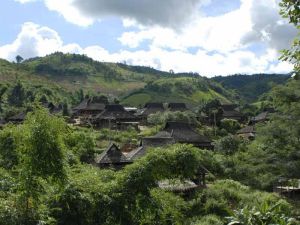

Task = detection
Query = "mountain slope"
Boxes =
[212,74,290,102]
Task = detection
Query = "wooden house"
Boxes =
[167,103,188,112]
[249,111,271,125]
[220,104,243,122]
[95,143,131,169]
[126,131,175,161]
[137,102,165,122]
[236,125,256,140]
[92,104,138,129]
[163,121,213,149]
[7,112,27,124]
[72,98,106,117]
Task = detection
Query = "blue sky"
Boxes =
[0,0,297,76]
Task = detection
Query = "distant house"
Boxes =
[167,103,188,112]
[249,111,271,125]
[72,98,106,117]
[137,102,165,122]
[0,119,6,129]
[126,131,175,161]
[42,102,63,115]
[92,104,138,129]
[95,143,131,169]
[7,111,27,124]
[220,104,243,122]
[163,121,213,149]
[236,125,256,140]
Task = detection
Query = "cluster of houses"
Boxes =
[0,97,275,194]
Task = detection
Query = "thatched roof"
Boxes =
[168,103,187,111]
[237,125,255,134]
[95,104,136,120]
[96,143,129,165]
[138,102,165,116]
[222,110,243,118]
[73,98,105,111]
[251,111,269,123]
[8,112,27,122]
[221,104,238,111]
[163,121,211,145]
[127,132,175,160]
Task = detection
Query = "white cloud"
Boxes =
[14,0,37,3]
[0,22,293,76]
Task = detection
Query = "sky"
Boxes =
[0,0,297,77]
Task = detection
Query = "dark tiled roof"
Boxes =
[8,112,27,121]
[168,103,187,111]
[138,102,165,116]
[222,110,243,118]
[127,134,175,160]
[237,125,255,134]
[73,98,105,111]
[251,111,269,122]
[163,121,211,144]
[221,104,238,111]
[95,104,136,120]
[96,143,129,164]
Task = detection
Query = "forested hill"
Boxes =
[0,52,290,108]
[212,74,290,102]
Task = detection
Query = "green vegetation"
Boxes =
[212,74,290,102]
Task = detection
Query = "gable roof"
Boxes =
[251,111,269,123]
[8,112,27,122]
[127,133,175,160]
[237,125,255,134]
[168,103,187,111]
[222,110,243,118]
[95,104,136,120]
[96,143,129,164]
[73,98,105,111]
[163,121,211,144]
[138,102,165,116]
[221,104,238,111]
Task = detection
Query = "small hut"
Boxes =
[249,111,270,125]
[7,112,27,124]
[96,143,131,169]
[236,125,256,140]
[163,121,213,149]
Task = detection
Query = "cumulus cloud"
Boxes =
[241,0,297,51]
[0,22,62,61]
[0,22,293,76]
[14,0,37,3]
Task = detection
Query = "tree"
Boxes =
[279,0,300,73]
[18,107,67,223]
[7,81,26,107]
[15,55,23,64]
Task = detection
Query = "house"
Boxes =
[0,119,6,129]
[95,143,131,169]
[163,121,213,149]
[92,104,138,129]
[72,97,106,117]
[249,111,271,125]
[137,102,165,122]
[167,103,188,112]
[220,104,243,122]
[7,112,27,124]
[236,125,255,140]
[42,102,63,115]
[126,131,175,161]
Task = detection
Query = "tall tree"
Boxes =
[15,55,23,64]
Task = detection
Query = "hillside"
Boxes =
[0,53,290,110]
[0,53,236,107]
[212,74,290,102]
